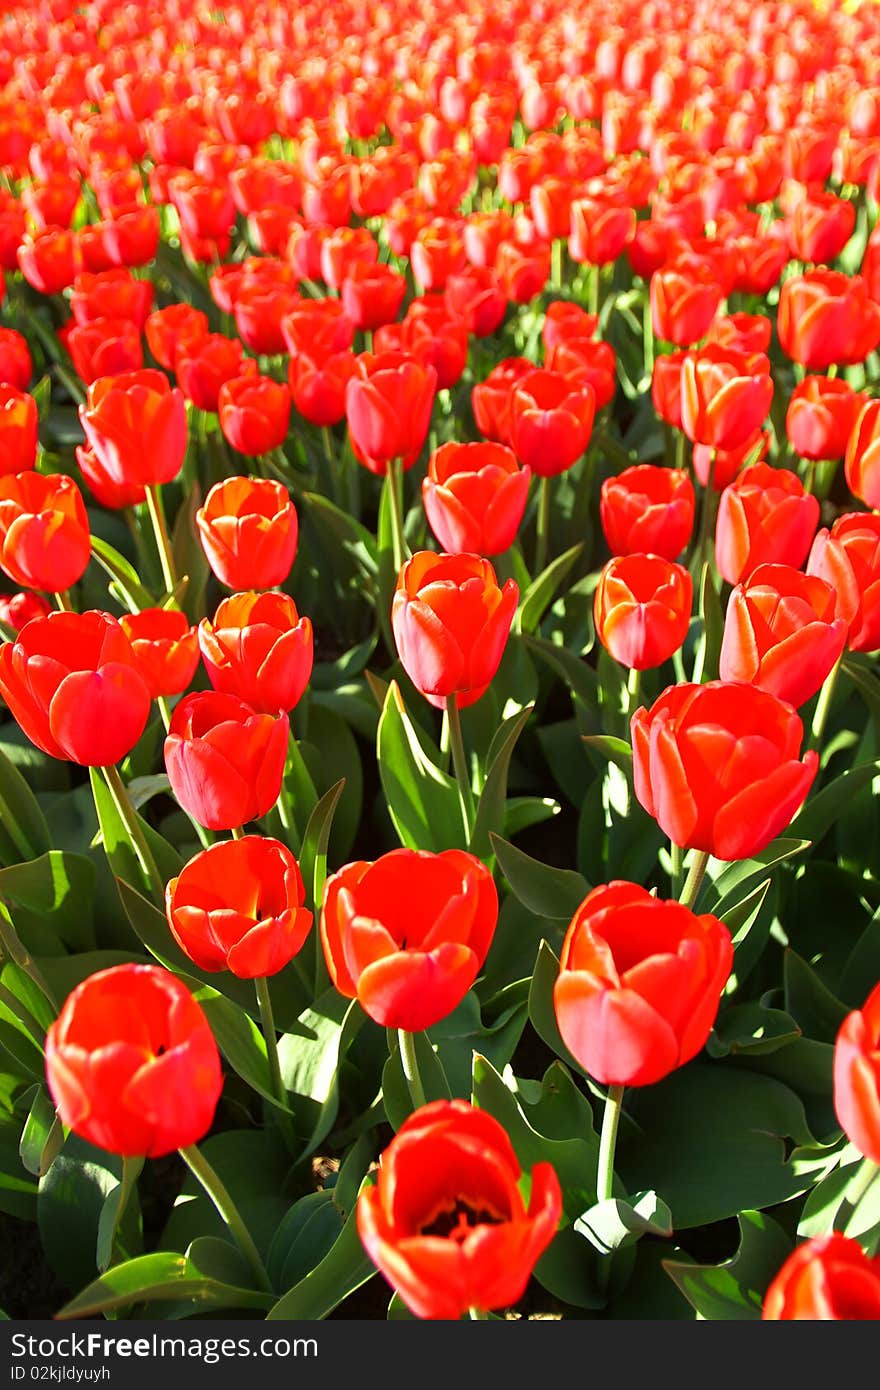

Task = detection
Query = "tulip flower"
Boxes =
[845,398,880,510]
[144,304,209,371]
[720,564,847,708]
[631,680,818,860]
[472,357,534,445]
[65,317,144,384]
[422,441,530,557]
[763,1235,880,1320]
[0,327,33,391]
[17,228,82,294]
[0,609,151,766]
[288,350,357,427]
[833,981,880,1165]
[0,471,91,593]
[164,690,289,832]
[0,591,51,632]
[78,368,187,489]
[569,196,636,265]
[508,368,596,478]
[392,551,518,710]
[542,301,598,354]
[778,270,880,370]
[600,464,695,561]
[546,337,617,411]
[166,836,312,978]
[218,374,290,456]
[45,963,223,1157]
[198,590,313,713]
[715,463,819,586]
[119,608,200,700]
[807,513,880,654]
[594,554,693,670]
[196,476,298,591]
[410,218,467,291]
[70,269,153,329]
[345,351,437,475]
[786,376,862,463]
[444,265,507,337]
[651,349,687,430]
[680,346,773,453]
[281,298,354,359]
[176,337,255,414]
[788,190,856,267]
[0,386,39,475]
[650,261,722,345]
[357,1101,561,1320]
[75,444,146,510]
[321,848,498,1029]
[554,881,733,1087]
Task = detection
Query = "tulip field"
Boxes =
[2,0,880,1327]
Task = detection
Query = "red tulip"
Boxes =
[720,564,847,708]
[444,266,507,338]
[79,369,187,489]
[282,299,354,360]
[0,591,51,632]
[166,836,312,978]
[807,513,880,654]
[0,386,38,475]
[17,228,82,294]
[554,881,733,1087]
[600,464,695,561]
[650,261,722,346]
[680,346,773,453]
[65,317,144,384]
[392,551,518,709]
[119,608,200,700]
[788,190,856,266]
[509,368,595,478]
[144,304,209,371]
[196,476,298,591]
[176,337,255,414]
[288,349,357,427]
[594,554,692,670]
[651,349,688,430]
[357,1100,561,1320]
[778,270,880,370]
[0,471,91,593]
[715,463,819,586]
[631,680,818,860]
[198,591,313,714]
[0,609,151,766]
[75,443,146,510]
[541,301,598,354]
[845,397,880,510]
[45,963,222,1158]
[0,328,33,393]
[786,376,862,462]
[569,196,636,265]
[70,269,153,330]
[321,848,497,1029]
[218,374,290,457]
[763,1235,880,1320]
[834,981,880,1165]
[472,357,534,445]
[164,690,289,832]
[345,351,437,475]
[422,441,530,556]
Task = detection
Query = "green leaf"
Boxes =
[89,534,155,613]
[0,745,51,864]
[56,1251,272,1320]
[581,734,633,776]
[527,940,593,1083]
[516,543,584,635]
[162,1130,290,1261]
[574,1191,673,1254]
[618,1065,815,1229]
[304,490,379,580]
[39,1136,142,1290]
[267,1191,344,1293]
[278,992,364,1158]
[195,988,289,1112]
[96,1156,144,1273]
[491,835,588,919]
[783,949,849,1043]
[299,778,345,914]
[703,837,811,916]
[707,1002,801,1058]
[791,760,880,843]
[522,633,599,705]
[663,1210,792,1320]
[18,1086,62,1178]
[90,767,182,899]
[470,704,534,860]
[266,1189,375,1319]
[0,851,96,954]
[376,681,462,852]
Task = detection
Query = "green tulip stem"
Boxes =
[535,476,552,576]
[53,590,75,612]
[255,976,295,1152]
[446,694,475,844]
[321,425,341,502]
[642,292,654,381]
[551,238,563,289]
[398,1028,427,1111]
[597,1083,625,1204]
[625,666,641,725]
[670,841,683,898]
[144,484,178,600]
[179,1144,272,1293]
[674,431,686,471]
[679,849,710,911]
[101,764,164,909]
[385,455,407,574]
[694,452,716,571]
[230,825,246,840]
[810,653,843,751]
